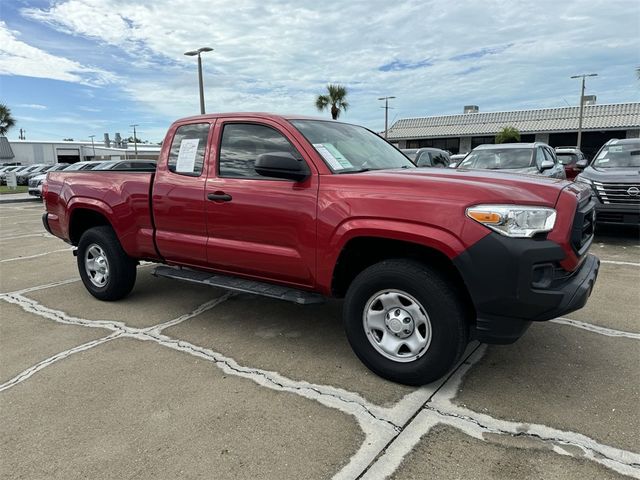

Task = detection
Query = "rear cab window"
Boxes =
[168,123,210,176]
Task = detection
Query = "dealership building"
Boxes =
[0,134,160,166]
[386,101,640,158]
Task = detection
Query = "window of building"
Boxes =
[219,123,302,178]
[168,123,210,176]
[471,136,495,149]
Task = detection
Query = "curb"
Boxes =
[0,196,41,204]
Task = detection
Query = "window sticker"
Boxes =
[176,138,200,173]
[313,143,353,170]
[609,146,623,152]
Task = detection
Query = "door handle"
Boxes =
[207,192,232,202]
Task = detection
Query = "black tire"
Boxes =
[77,226,137,301]
[343,259,469,385]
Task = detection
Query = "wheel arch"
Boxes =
[331,236,476,322]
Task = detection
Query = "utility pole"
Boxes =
[88,135,96,158]
[570,73,597,150]
[129,124,139,159]
[378,96,396,139]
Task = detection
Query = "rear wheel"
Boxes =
[343,259,469,385]
[77,226,137,301]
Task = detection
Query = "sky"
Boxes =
[0,0,638,143]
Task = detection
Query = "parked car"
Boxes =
[28,162,105,198]
[16,164,52,185]
[457,143,566,179]
[43,113,599,385]
[27,163,70,180]
[555,146,587,180]
[1,165,35,185]
[28,164,70,198]
[401,148,450,167]
[449,153,468,168]
[575,138,640,225]
[93,160,157,171]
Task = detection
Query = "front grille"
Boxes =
[570,195,595,256]
[593,181,640,206]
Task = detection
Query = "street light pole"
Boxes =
[378,96,396,139]
[184,47,214,114]
[129,124,139,159]
[570,73,597,150]
[88,135,96,159]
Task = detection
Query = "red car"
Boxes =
[555,146,588,180]
[43,113,599,385]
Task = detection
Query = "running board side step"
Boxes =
[152,266,326,305]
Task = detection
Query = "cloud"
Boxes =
[17,104,48,110]
[10,0,640,138]
[0,21,117,86]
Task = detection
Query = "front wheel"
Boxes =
[343,259,469,385]
[77,226,137,301]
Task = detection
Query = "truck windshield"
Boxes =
[593,142,640,168]
[458,148,534,169]
[290,120,415,173]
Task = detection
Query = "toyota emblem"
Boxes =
[628,186,640,196]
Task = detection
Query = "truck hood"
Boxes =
[579,166,640,183]
[330,167,572,207]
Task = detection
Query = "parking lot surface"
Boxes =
[1,201,639,479]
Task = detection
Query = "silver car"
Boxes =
[457,143,566,179]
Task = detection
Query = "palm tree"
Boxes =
[496,126,521,144]
[315,84,349,120]
[0,104,16,136]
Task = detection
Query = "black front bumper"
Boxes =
[454,233,599,344]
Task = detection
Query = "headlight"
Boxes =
[466,205,556,238]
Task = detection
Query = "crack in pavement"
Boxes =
[0,332,122,392]
[359,346,640,480]
[2,275,639,479]
[553,317,640,339]
[0,290,401,479]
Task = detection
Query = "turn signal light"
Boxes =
[467,210,502,224]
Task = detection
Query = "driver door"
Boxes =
[204,119,319,288]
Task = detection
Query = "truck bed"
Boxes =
[44,170,158,260]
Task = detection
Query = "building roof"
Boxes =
[386,102,640,140]
[0,137,15,159]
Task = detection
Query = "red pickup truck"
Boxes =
[43,113,599,385]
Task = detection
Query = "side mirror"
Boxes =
[255,152,309,182]
[576,159,588,169]
[539,159,554,171]
[448,162,458,169]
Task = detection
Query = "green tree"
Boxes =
[0,104,16,136]
[315,84,349,120]
[495,126,521,144]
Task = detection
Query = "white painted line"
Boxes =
[0,232,54,241]
[361,346,640,479]
[0,248,72,263]
[552,317,640,339]
[2,291,400,469]
[0,333,120,392]
[600,260,640,267]
[1,278,80,296]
